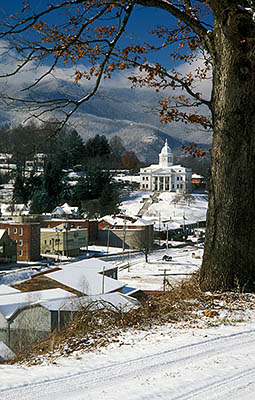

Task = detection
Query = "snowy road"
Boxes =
[1,325,255,400]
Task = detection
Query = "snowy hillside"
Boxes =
[119,190,208,228]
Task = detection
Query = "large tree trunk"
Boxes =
[200,4,255,291]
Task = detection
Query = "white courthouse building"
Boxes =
[139,140,192,192]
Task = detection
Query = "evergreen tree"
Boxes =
[29,188,53,214]
[84,135,111,160]
[99,183,120,216]
[13,171,28,204]
[109,136,126,167]
[73,168,119,216]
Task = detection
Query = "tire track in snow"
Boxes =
[171,367,255,400]
[2,327,255,400]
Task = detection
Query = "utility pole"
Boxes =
[158,212,161,246]
[106,227,110,255]
[102,266,105,294]
[122,215,126,252]
[163,269,166,292]
[122,215,127,263]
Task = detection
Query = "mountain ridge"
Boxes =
[0,82,212,163]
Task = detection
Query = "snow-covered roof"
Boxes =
[45,267,125,296]
[0,203,29,216]
[41,292,138,313]
[0,229,6,240]
[100,215,153,227]
[140,165,190,175]
[0,288,75,319]
[0,285,21,296]
[60,258,117,273]
[51,203,79,216]
[41,227,87,233]
[0,341,15,361]
[192,174,203,179]
[133,217,154,226]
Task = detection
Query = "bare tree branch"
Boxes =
[135,0,213,52]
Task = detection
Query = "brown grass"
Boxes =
[11,274,255,365]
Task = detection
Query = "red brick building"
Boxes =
[0,220,40,262]
[0,215,98,262]
[192,174,207,191]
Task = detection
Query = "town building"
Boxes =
[192,173,207,192]
[0,217,40,262]
[0,258,131,350]
[139,140,192,192]
[41,226,88,257]
[98,215,154,250]
[0,229,17,263]
[40,218,98,245]
[51,203,80,219]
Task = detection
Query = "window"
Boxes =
[19,250,23,256]
[13,227,17,234]
[44,240,47,244]
[19,240,23,246]
[177,177,179,181]
[19,227,23,236]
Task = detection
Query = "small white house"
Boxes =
[140,140,192,193]
[51,203,80,219]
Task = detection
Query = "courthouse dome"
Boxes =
[159,139,173,167]
[160,139,173,156]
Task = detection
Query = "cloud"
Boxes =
[0,39,212,126]
[175,54,212,101]
[0,41,134,97]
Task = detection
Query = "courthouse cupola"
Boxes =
[159,139,173,167]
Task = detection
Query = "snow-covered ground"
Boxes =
[1,317,255,399]
[1,241,255,400]
[112,189,207,291]
[117,246,203,291]
[119,190,208,228]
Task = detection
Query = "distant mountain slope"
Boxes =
[71,112,188,162]
[0,81,212,163]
